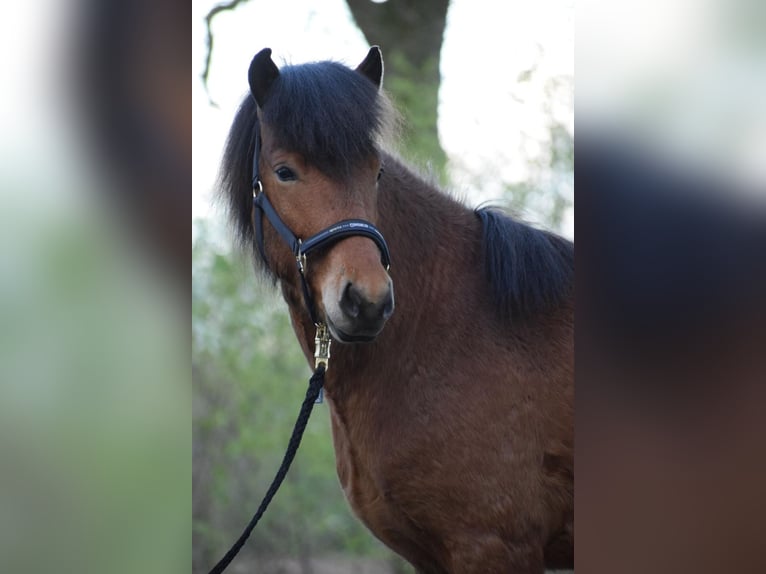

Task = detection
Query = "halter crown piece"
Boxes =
[250,113,391,382]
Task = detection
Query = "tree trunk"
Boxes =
[346,0,450,176]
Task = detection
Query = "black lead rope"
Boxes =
[207,365,326,574]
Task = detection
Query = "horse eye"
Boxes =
[275,166,296,182]
[377,167,384,182]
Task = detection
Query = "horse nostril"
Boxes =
[339,282,394,326]
[340,282,361,319]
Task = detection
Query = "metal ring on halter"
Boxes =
[296,239,307,274]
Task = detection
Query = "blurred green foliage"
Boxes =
[503,117,574,232]
[502,76,574,233]
[0,195,189,574]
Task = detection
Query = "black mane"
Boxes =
[476,208,574,321]
[219,60,390,251]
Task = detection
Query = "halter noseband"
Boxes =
[250,115,391,334]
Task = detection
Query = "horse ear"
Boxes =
[248,48,280,108]
[356,46,384,89]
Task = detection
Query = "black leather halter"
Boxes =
[250,116,391,326]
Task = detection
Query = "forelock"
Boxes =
[260,61,389,180]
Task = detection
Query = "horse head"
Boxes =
[247,47,394,342]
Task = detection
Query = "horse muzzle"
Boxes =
[327,280,394,343]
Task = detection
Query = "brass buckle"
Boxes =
[314,323,331,372]
[314,323,331,404]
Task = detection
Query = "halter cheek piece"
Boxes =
[250,115,391,369]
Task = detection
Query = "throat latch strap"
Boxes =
[253,191,300,257]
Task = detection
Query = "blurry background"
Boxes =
[192,0,572,572]
[577,0,766,573]
[0,1,189,573]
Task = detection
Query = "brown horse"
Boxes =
[220,47,574,573]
